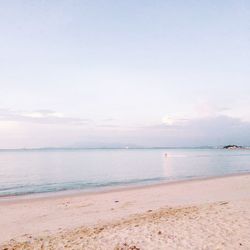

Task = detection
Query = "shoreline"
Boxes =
[1,171,250,203]
[1,173,250,249]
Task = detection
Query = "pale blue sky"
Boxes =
[0,1,249,148]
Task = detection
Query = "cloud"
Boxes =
[23,110,64,118]
[132,115,250,147]
[161,116,189,127]
[194,101,231,118]
[1,108,250,148]
[186,115,250,142]
[0,109,90,125]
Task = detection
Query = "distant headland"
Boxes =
[223,145,245,150]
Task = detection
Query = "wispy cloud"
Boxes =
[23,110,64,118]
[0,109,90,125]
[194,101,231,118]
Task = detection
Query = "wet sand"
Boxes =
[1,174,250,249]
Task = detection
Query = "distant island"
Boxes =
[223,145,244,149]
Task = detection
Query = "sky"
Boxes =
[0,0,249,148]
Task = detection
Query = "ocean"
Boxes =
[0,148,250,197]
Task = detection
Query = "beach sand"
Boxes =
[1,174,250,249]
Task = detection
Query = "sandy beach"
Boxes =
[1,174,250,249]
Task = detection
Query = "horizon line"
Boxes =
[0,145,246,151]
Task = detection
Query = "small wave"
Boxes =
[0,177,167,197]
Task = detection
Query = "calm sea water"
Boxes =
[0,148,250,197]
